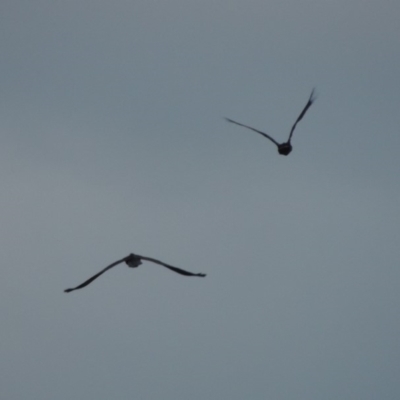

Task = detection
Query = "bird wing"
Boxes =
[225,118,280,146]
[139,255,206,277]
[287,88,316,142]
[64,256,128,293]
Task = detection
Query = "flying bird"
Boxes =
[64,253,206,293]
[225,89,316,156]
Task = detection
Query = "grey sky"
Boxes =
[1,1,400,399]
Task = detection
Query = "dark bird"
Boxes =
[64,253,206,293]
[225,89,316,155]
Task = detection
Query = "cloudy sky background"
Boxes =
[1,1,400,399]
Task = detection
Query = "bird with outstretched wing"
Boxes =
[225,89,316,156]
[64,253,206,293]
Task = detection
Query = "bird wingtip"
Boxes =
[310,88,317,102]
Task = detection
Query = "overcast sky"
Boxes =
[1,1,400,399]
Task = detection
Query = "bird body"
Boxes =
[64,253,206,293]
[225,89,316,156]
[277,142,292,156]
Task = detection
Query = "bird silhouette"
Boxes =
[64,253,206,293]
[225,89,316,156]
